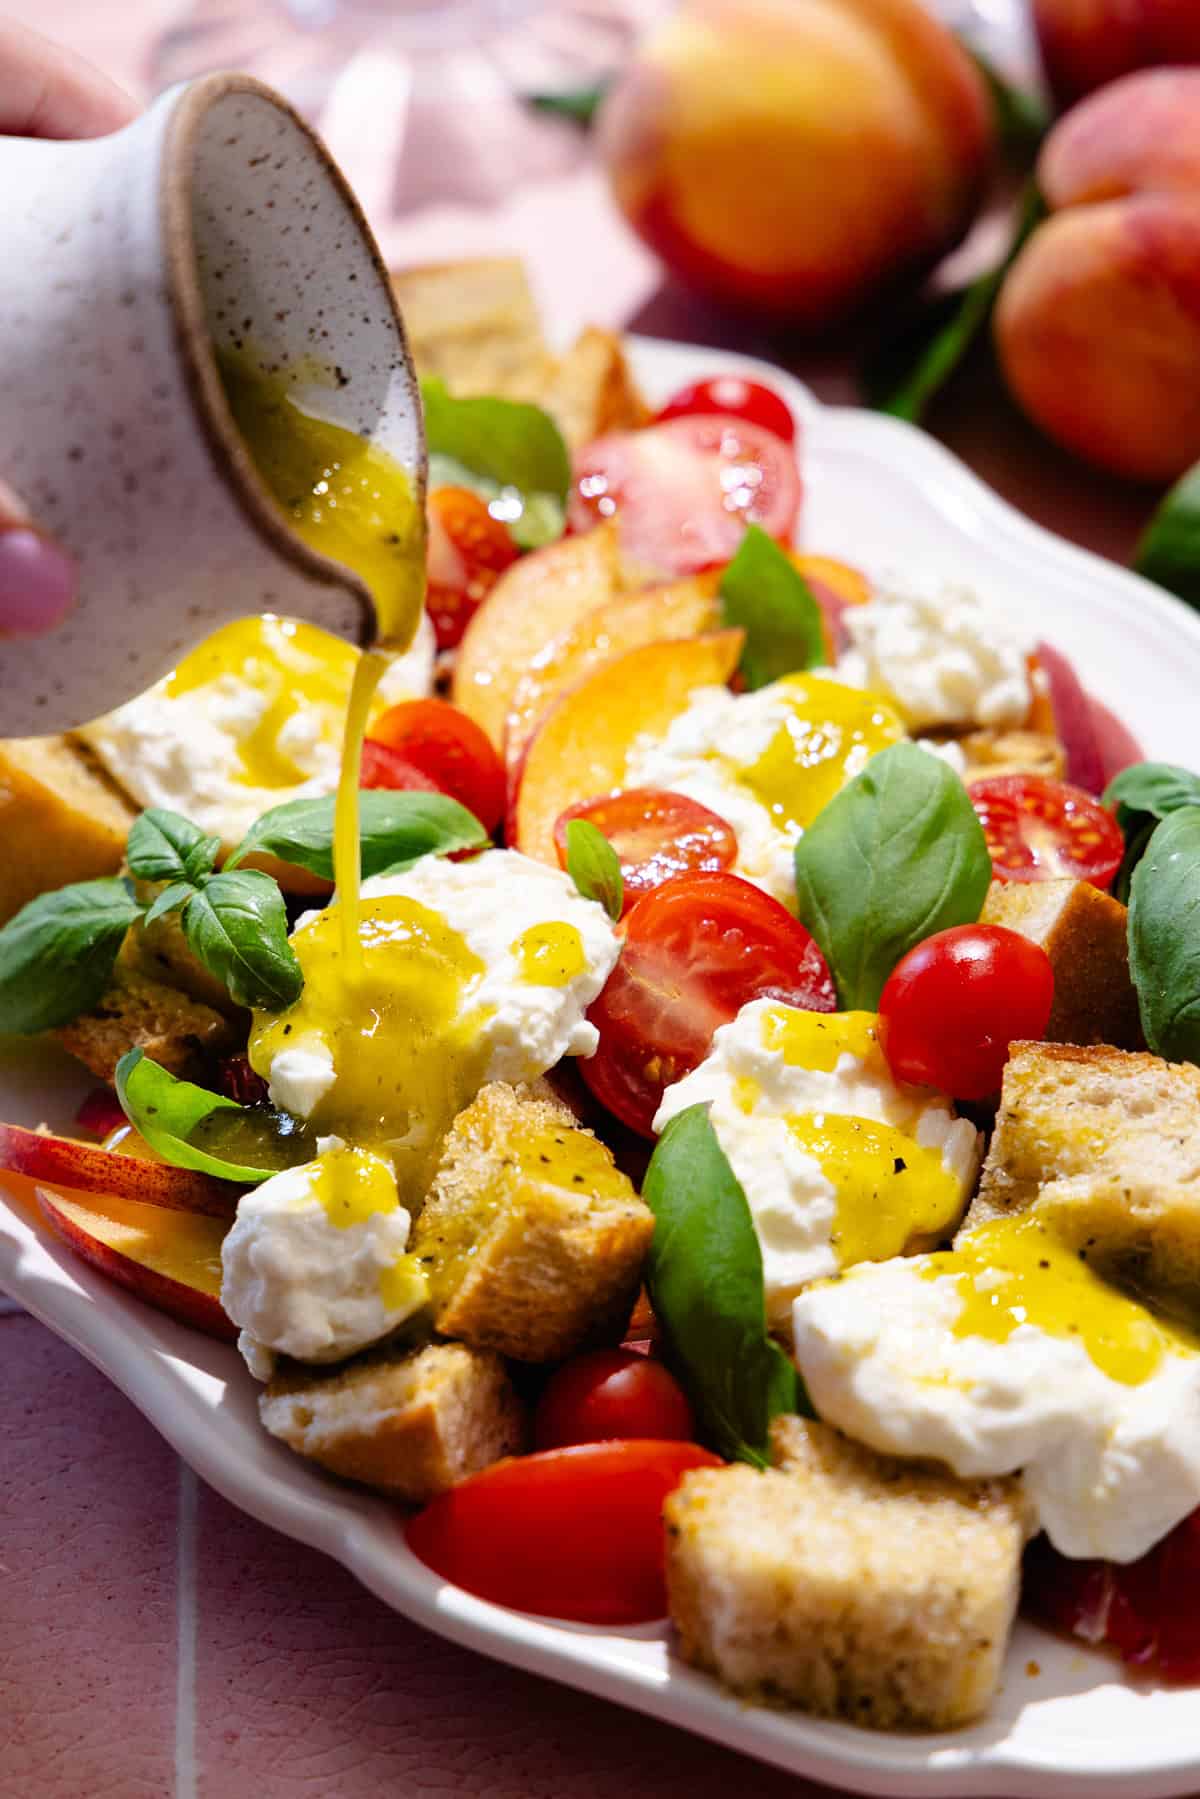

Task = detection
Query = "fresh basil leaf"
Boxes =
[644,1104,808,1466]
[794,743,991,1010]
[1135,461,1200,612]
[527,83,608,127]
[143,881,197,929]
[967,50,1049,164]
[181,870,302,1011]
[227,791,488,881]
[0,878,141,1034]
[126,809,219,885]
[1128,809,1200,1064]
[426,452,565,551]
[864,183,1046,423]
[564,819,623,922]
[719,524,826,688]
[115,1049,316,1184]
[422,377,570,536]
[1104,762,1200,903]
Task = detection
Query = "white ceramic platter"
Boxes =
[4,337,1200,1799]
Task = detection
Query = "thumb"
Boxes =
[0,480,77,636]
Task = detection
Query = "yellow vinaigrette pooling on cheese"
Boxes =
[761,1005,879,1072]
[511,922,587,988]
[165,616,397,792]
[786,1114,962,1269]
[308,1146,429,1314]
[734,674,904,834]
[308,1144,399,1230]
[926,1214,1200,1386]
[218,352,426,968]
[249,896,491,1203]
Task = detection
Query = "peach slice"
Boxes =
[512,629,744,865]
[504,571,723,776]
[453,522,620,750]
[37,1186,236,1341]
[0,1122,236,1219]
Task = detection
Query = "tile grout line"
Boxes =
[175,1459,199,1799]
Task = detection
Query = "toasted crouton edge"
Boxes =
[260,1339,526,1502]
[665,1416,1031,1732]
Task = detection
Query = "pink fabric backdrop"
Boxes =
[0,4,1166,1795]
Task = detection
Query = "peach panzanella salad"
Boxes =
[4,303,1200,1736]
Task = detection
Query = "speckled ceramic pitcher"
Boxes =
[0,73,424,736]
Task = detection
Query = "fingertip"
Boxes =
[0,527,77,635]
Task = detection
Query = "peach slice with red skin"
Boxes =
[511,629,744,865]
[504,572,724,779]
[0,1121,236,1219]
[37,1185,236,1341]
[453,522,620,751]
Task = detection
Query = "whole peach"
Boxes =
[1033,0,1200,108]
[995,71,1200,483]
[596,0,993,330]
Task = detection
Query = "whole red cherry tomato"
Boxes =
[569,415,801,578]
[581,871,836,1138]
[878,924,1055,1101]
[553,788,737,914]
[405,1439,721,1624]
[367,697,506,833]
[426,486,520,650]
[655,375,797,443]
[534,1348,694,1449]
[969,773,1124,890]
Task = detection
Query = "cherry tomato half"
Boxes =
[359,739,441,794]
[553,788,737,914]
[969,773,1124,891]
[581,871,836,1138]
[569,415,801,579]
[534,1348,695,1450]
[405,1439,721,1624]
[655,375,797,443]
[1025,1507,1200,1683]
[367,697,506,833]
[426,485,520,650]
[878,924,1055,1101]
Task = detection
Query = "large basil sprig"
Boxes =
[1104,762,1200,903]
[644,1104,808,1466]
[794,743,992,1009]
[0,878,142,1035]
[719,524,826,689]
[126,809,220,887]
[226,790,489,882]
[423,378,570,549]
[115,1049,316,1184]
[1127,809,1200,1065]
[180,870,301,1011]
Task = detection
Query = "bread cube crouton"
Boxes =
[53,968,237,1083]
[259,1339,526,1502]
[960,727,1065,783]
[412,1081,655,1363]
[968,1041,1200,1319]
[980,877,1143,1049]
[665,1416,1031,1732]
[0,735,135,924]
[536,326,651,449]
[389,257,552,402]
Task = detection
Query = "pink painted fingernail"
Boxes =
[0,528,78,634]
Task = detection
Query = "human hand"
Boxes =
[0,20,136,636]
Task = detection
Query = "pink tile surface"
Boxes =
[0,4,1173,1794]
